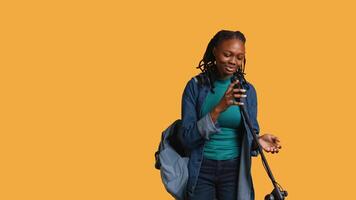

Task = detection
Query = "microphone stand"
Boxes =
[231,69,288,200]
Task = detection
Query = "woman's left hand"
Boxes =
[258,134,282,154]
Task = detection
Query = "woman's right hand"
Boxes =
[209,80,247,123]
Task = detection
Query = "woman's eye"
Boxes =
[237,56,245,60]
[223,53,230,57]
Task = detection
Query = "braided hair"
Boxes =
[197,30,247,93]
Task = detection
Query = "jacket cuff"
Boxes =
[197,113,221,140]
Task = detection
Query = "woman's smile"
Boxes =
[224,65,237,73]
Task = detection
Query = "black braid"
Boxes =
[196,30,247,93]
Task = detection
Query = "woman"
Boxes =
[179,30,282,200]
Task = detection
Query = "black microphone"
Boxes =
[230,67,246,103]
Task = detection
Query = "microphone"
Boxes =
[230,66,246,103]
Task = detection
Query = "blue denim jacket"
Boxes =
[180,72,260,200]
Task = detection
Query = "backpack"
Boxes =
[154,119,189,200]
[154,75,204,200]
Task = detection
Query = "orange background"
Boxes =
[1,0,356,199]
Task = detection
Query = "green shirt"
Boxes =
[201,76,243,160]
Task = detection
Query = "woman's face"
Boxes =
[213,39,245,79]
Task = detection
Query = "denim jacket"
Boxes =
[180,72,260,200]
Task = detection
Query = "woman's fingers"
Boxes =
[276,143,282,149]
[268,147,278,154]
[226,80,239,94]
[272,147,279,153]
[232,88,246,104]
[228,99,244,106]
[271,136,282,149]
[271,135,280,142]
[233,94,247,98]
[264,144,281,153]
[233,101,244,106]
[261,134,282,153]
[223,81,249,108]
[232,88,246,93]
[272,142,281,150]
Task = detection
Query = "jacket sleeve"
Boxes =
[247,83,260,157]
[179,78,221,151]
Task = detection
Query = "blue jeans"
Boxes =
[188,156,240,200]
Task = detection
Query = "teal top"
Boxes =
[201,75,243,160]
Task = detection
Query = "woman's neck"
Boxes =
[217,74,233,81]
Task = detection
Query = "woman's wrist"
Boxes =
[210,106,222,123]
